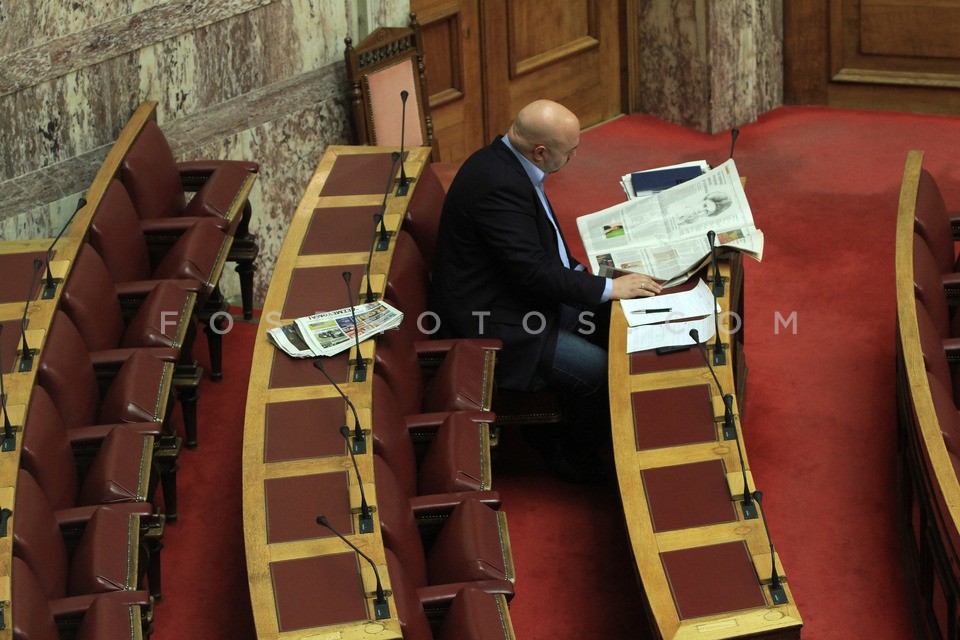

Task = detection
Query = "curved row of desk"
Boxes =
[243,144,802,639]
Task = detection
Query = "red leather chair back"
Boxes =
[121,119,187,220]
[928,371,960,458]
[61,243,126,352]
[386,230,430,345]
[21,386,80,512]
[383,548,434,640]
[371,374,419,497]
[373,330,425,416]
[914,169,953,274]
[404,163,446,274]
[88,179,153,283]
[915,301,953,393]
[13,470,70,601]
[913,235,952,339]
[37,311,101,430]
[11,557,61,640]
[372,455,429,587]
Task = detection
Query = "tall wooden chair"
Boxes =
[344,12,439,160]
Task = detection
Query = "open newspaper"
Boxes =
[267,300,403,358]
[577,158,763,288]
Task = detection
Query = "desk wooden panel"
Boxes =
[243,145,431,639]
[610,260,803,639]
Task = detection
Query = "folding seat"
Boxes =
[374,328,497,416]
[13,469,161,602]
[87,178,232,380]
[384,548,516,640]
[61,242,202,447]
[120,118,260,320]
[12,557,147,640]
[371,374,498,516]
[373,455,515,606]
[37,310,181,520]
[21,384,157,512]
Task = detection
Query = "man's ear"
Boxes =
[532,144,547,162]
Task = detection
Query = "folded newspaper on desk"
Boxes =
[621,279,717,353]
[267,300,403,358]
[578,158,763,288]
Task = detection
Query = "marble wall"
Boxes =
[636,0,783,133]
[0,0,409,305]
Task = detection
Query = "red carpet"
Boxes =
[153,106,960,639]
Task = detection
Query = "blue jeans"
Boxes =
[546,306,610,443]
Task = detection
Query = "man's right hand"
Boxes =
[611,273,662,299]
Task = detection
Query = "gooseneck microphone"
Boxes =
[729,127,739,160]
[0,324,17,452]
[691,329,755,517]
[313,359,366,455]
[375,152,401,252]
[342,271,367,382]
[338,426,374,533]
[18,259,43,373]
[708,230,725,297]
[395,90,410,196]
[42,197,86,299]
[752,491,788,605]
[316,515,391,619]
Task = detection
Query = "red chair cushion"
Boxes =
[426,498,509,586]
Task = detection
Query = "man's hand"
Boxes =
[611,273,662,299]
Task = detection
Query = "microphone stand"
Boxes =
[42,197,86,299]
[316,515,391,619]
[338,426,374,533]
[342,272,367,382]
[313,359,366,454]
[18,259,43,373]
[753,491,788,604]
[376,151,401,252]
[395,90,411,196]
[0,324,17,452]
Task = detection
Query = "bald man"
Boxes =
[428,100,660,481]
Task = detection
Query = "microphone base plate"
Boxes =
[395,181,410,197]
[351,437,367,455]
[375,231,395,252]
[358,515,375,534]
[712,350,727,367]
[352,366,368,383]
[1,432,16,453]
[41,280,62,300]
[722,425,737,441]
[373,601,391,620]
[768,582,788,605]
[17,351,37,373]
[740,500,758,520]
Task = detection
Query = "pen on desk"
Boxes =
[632,308,672,314]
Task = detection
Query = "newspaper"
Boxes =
[578,159,763,288]
[267,300,404,358]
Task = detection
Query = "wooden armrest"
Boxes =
[410,491,501,520]
[91,348,180,370]
[417,580,514,612]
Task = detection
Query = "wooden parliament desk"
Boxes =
[610,259,802,639]
[243,145,433,639]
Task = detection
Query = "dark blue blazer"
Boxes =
[428,137,606,391]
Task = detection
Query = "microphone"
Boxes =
[708,230,725,297]
[752,491,788,605]
[42,197,86,299]
[17,259,43,373]
[729,127,739,160]
[342,271,367,382]
[395,90,410,196]
[705,263,727,367]
[0,324,17,452]
[689,329,736,442]
[313,359,366,455]
[338,426,374,533]
[690,331,755,518]
[316,515,391,619]
[374,151,401,253]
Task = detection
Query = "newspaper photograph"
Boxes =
[578,159,763,287]
[267,300,404,358]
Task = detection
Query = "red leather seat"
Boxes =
[120,118,260,320]
[61,243,202,447]
[37,311,181,520]
[373,456,515,605]
[371,374,498,513]
[913,236,960,339]
[13,470,160,601]
[384,549,516,640]
[403,163,448,275]
[12,557,146,640]
[913,169,960,292]
[374,330,497,416]
[21,385,156,512]
[88,178,232,380]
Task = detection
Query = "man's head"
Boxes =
[507,100,580,173]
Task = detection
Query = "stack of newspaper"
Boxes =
[268,300,404,358]
[577,158,763,288]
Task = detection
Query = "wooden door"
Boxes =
[785,0,960,114]
[480,0,623,136]
[412,0,485,163]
